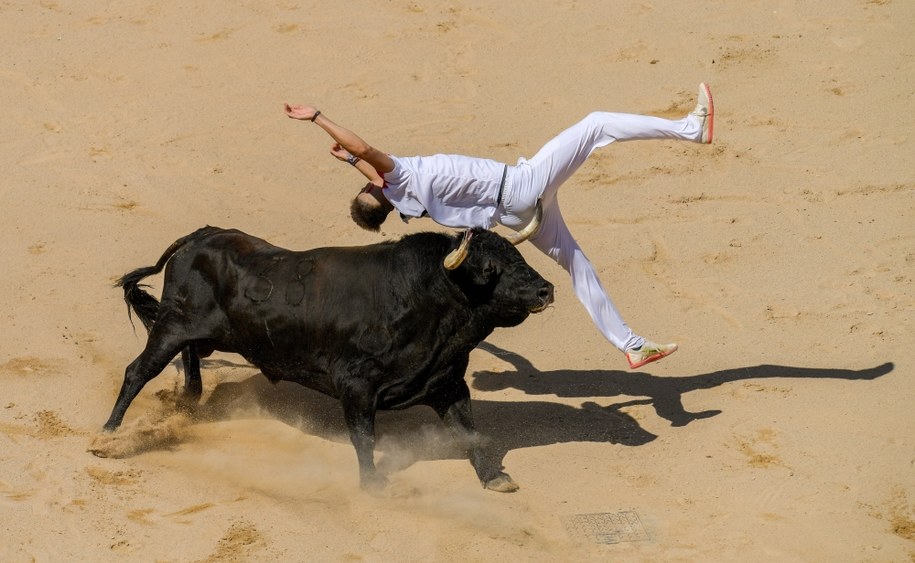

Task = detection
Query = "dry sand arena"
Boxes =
[2,2,914,561]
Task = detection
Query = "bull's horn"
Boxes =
[507,199,543,246]
[444,230,474,270]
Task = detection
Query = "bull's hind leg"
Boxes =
[180,342,203,398]
[103,327,188,431]
[429,381,519,493]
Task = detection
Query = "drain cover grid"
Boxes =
[561,510,649,544]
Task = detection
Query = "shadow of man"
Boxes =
[473,342,894,428]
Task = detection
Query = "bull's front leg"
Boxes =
[339,385,387,491]
[430,382,518,493]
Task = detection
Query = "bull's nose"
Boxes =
[538,283,554,305]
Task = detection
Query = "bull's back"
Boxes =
[160,229,454,382]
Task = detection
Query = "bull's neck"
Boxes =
[464,308,495,342]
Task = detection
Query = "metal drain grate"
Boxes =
[561,510,649,544]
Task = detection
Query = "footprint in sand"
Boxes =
[732,428,788,470]
[198,520,266,562]
[0,356,66,376]
[0,408,80,441]
[85,466,144,487]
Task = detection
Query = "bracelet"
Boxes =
[310,110,321,122]
[346,154,361,166]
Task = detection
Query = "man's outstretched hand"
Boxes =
[285,103,318,121]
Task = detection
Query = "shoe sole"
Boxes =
[700,82,714,144]
[627,345,677,369]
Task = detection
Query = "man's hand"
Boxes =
[285,103,318,121]
[330,143,351,161]
[284,103,395,175]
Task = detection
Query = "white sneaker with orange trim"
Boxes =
[625,341,678,369]
[691,82,714,144]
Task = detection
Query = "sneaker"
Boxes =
[690,82,714,144]
[626,341,678,369]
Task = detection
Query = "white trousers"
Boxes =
[498,111,702,352]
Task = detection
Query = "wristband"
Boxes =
[346,154,361,166]
[311,110,321,122]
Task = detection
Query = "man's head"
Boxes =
[350,182,392,232]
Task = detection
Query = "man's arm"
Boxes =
[285,104,394,177]
[329,143,383,185]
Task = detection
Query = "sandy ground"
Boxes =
[2,1,914,561]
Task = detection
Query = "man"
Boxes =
[284,83,714,369]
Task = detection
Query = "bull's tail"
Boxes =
[115,226,223,333]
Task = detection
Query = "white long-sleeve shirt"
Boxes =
[382,154,506,229]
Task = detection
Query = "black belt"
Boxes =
[496,165,508,207]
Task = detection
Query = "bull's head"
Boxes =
[445,228,553,327]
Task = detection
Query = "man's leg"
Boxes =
[508,98,709,367]
[524,111,702,204]
[517,110,699,347]
[528,202,642,351]
[528,200,678,368]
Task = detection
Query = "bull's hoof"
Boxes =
[360,473,389,494]
[483,473,519,493]
[88,432,119,458]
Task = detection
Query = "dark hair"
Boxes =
[350,196,389,232]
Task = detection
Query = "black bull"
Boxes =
[103,226,553,492]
